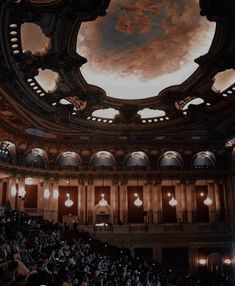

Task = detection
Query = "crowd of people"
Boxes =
[0,205,201,285]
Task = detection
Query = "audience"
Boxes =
[0,207,203,286]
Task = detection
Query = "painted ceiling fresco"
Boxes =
[78,0,215,99]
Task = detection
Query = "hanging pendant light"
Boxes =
[203,177,212,206]
[65,178,73,207]
[168,177,177,207]
[98,193,108,207]
[134,193,143,207]
[98,176,108,207]
[203,196,212,206]
[65,193,73,207]
[169,197,177,207]
[134,176,143,207]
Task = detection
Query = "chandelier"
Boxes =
[65,193,74,207]
[168,178,177,207]
[169,197,177,207]
[203,196,212,206]
[134,193,143,207]
[98,193,108,207]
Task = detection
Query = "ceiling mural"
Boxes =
[78,0,215,99]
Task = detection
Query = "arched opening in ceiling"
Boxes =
[21,22,50,54]
[92,108,119,119]
[183,98,204,110]
[212,69,235,92]
[137,108,166,119]
[34,68,59,92]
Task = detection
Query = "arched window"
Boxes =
[90,151,115,170]
[56,151,81,168]
[192,151,216,169]
[24,148,48,168]
[0,141,16,163]
[124,151,149,169]
[159,151,183,168]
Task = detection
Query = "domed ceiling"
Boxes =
[79,0,215,100]
[0,0,235,148]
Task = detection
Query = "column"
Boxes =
[111,180,118,224]
[17,178,25,212]
[48,181,58,221]
[120,182,128,224]
[188,247,198,275]
[0,180,3,206]
[175,180,183,221]
[42,181,52,221]
[153,181,162,224]
[224,175,234,231]
[7,178,16,209]
[208,181,216,223]
[181,181,188,223]
[52,181,59,221]
[78,182,85,224]
[186,182,193,223]
[147,183,153,224]
[87,181,94,225]
[143,180,151,223]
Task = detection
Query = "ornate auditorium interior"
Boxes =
[0,0,235,285]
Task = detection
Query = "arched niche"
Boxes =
[24,148,48,168]
[124,151,150,170]
[159,151,183,168]
[0,141,16,163]
[56,151,82,169]
[90,151,115,170]
[192,151,216,169]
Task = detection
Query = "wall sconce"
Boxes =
[224,258,232,265]
[25,177,33,185]
[198,258,207,266]
[11,181,17,197]
[44,188,50,199]
[53,188,59,199]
